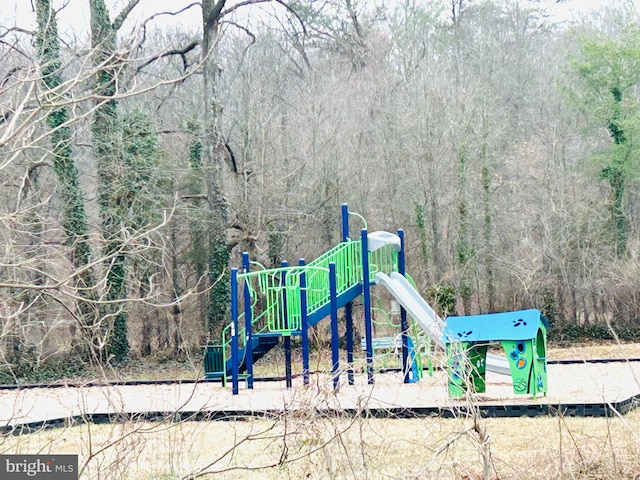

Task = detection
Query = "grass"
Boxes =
[2,342,640,479]
[2,409,639,479]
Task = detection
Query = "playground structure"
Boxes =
[204,204,547,397]
[443,309,549,398]
[205,204,421,394]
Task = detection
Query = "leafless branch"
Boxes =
[112,0,142,32]
[141,2,201,32]
[221,21,256,44]
[134,40,200,74]
[0,26,34,39]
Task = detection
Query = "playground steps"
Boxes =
[227,284,363,375]
[234,336,280,373]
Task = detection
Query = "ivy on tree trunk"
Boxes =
[202,0,230,338]
[35,0,98,357]
[568,25,640,258]
[90,0,141,363]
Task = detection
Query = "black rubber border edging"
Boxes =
[2,394,639,435]
[1,357,639,433]
[3,357,639,392]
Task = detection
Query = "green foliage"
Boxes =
[414,203,430,271]
[267,224,285,268]
[540,285,558,330]
[548,317,640,343]
[566,21,640,256]
[119,110,168,361]
[187,119,203,173]
[568,25,640,119]
[0,351,88,384]
[456,240,475,265]
[458,277,474,302]
[427,282,457,317]
[110,310,129,364]
[36,0,92,267]
[454,140,476,307]
[104,241,129,363]
[35,0,97,363]
[185,119,208,279]
[120,110,168,228]
[95,108,168,364]
[456,142,471,268]
[90,0,127,364]
[35,0,61,81]
[415,203,425,231]
[208,239,230,337]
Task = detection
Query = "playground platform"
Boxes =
[1,359,639,432]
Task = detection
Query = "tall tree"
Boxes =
[456,140,475,314]
[35,0,98,354]
[201,0,231,338]
[567,22,640,257]
[198,0,301,336]
[89,0,141,363]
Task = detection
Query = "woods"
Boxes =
[1,0,640,378]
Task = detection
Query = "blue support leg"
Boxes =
[329,262,340,391]
[242,252,254,389]
[300,259,310,386]
[361,229,374,384]
[343,204,355,384]
[231,268,239,395]
[281,261,292,389]
[345,301,354,385]
[398,229,410,383]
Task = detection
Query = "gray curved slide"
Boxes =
[374,272,511,375]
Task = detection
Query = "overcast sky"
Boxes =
[0,0,637,43]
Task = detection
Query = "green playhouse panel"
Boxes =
[443,309,548,398]
[446,342,488,398]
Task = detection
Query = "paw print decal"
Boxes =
[513,318,527,327]
[456,330,473,339]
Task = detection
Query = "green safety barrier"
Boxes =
[220,239,401,366]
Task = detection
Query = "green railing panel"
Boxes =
[368,244,399,282]
[221,236,400,367]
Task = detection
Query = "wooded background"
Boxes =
[2,0,640,378]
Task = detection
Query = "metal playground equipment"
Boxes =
[204,204,548,397]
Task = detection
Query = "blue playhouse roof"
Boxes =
[443,309,549,343]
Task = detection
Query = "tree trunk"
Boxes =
[456,141,474,315]
[35,0,98,359]
[480,116,495,312]
[89,0,141,364]
[604,86,628,257]
[202,0,230,338]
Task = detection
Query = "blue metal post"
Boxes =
[281,261,292,388]
[361,229,374,384]
[342,204,354,384]
[345,301,354,385]
[329,262,340,391]
[398,229,410,383]
[341,203,349,240]
[231,268,239,395]
[242,252,254,389]
[299,258,310,386]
